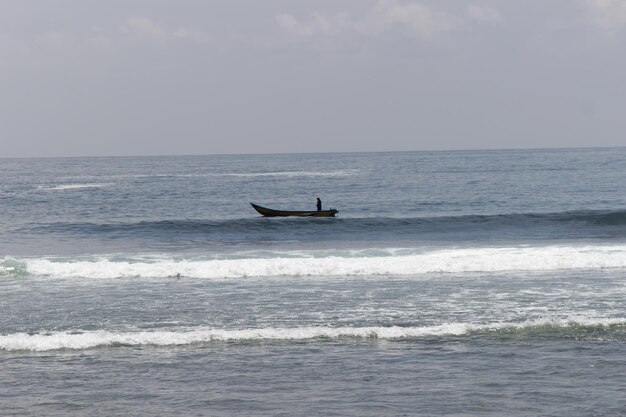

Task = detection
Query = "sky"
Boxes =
[1,0,625,157]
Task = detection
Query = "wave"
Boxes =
[351,209,626,228]
[458,209,626,227]
[38,183,114,191]
[3,244,626,279]
[60,170,359,180]
[24,209,626,238]
[219,170,358,178]
[2,318,624,351]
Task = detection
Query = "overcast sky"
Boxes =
[1,0,625,157]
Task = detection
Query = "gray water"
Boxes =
[1,148,625,416]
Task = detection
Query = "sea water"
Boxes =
[1,148,625,416]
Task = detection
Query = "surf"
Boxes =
[2,317,624,352]
[4,243,626,279]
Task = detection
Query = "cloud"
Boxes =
[121,17,166,41]
[585,0,626,29]
[174,27,210,44]
[120,17,209,44]
[467,5,503,24]
[36,31,78,48]
[276,1,502,40]
[276,13,315,36]
[275,13,350,37]
[366,0,457,37]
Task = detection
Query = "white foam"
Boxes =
[221,170,358,178]
[39,183,113,191]
[2,317,623,351]
[19,244,626,279]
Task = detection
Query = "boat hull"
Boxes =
[251,203,338,217]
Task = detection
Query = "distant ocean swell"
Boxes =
[35,169,360,185]
[3,244,626,279]
[24,209,626,236]
[2,318,624,351]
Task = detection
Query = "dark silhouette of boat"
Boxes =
[250,203,338,217]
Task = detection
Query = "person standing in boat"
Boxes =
[316,197,322,211]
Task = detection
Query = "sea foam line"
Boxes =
[7,244,626,279]
[221,170,358,178]
[2,318,624,351]
[38,183,114,191]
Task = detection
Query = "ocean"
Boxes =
[1,148,625,416]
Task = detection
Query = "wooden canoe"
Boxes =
[251,203,338,217]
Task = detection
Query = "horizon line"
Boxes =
[1,145,624,160]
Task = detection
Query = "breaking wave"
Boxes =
[220,170,358,178]
[38,183,114,191]
[2,318,624,351]
[3,244,626,279]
